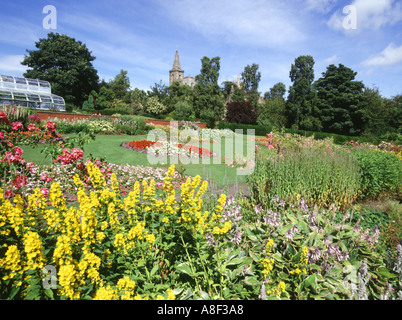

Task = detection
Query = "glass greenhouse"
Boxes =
[0,75,65,111]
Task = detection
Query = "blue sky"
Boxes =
[0,0,401,98]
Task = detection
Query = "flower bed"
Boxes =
[123,139,216,158]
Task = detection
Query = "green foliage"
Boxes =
[21,32,99,107]
[248,147,362,210]
[287,55,317,129]
[257,97,287,129]
[166,81,194,113]
[145,96,167,116]
[194,56,225,121]
[173,101,195,121]
[218,121,272,136]
[241,63,261,94]
[351,150,402,198]
[108,69,130,100]
[315,64,367,136]
[82,90,97,111]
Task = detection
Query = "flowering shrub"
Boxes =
[12,122,24,131]
[0,163,239,300]
[244,197,400,300]
[0,111,11,125]
[54,148,84,165]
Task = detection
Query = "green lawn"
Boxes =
[22,133,260,189]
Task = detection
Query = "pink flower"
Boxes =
[40,188,49,198]
[0,112,10,125]
[43,121,57,132]
[1,147,25,165]
[12,174,27,190]
[54,147,84,165]
[0,132,4,140]
[4,189,13,199]
[25,162,35,172]
[28,114,41,124]
[12,122,23,131]
[27,123,37,131]
[12,147,23,158]
[40,173,53,182]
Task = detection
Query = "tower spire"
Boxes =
[172,50,182,71]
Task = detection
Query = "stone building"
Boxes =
[169,51,196,88]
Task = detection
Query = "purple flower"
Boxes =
[231,229,243,245]
[264,210,281,228]
[254,204,263,214]
[206,233,217,247]
[285,224,298,240]
[308,247,321,263]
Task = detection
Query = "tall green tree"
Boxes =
[362,86,392,136]
[258,82,287,128]
[264,82,286,100]
[241,63,261,110]
[21,32,99,107]
[314,64,367,135]
[241,63,261,94]
[194,56,225,125]
[109,69,130,101]
[287,55,319,130]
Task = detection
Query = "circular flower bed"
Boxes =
[122,139,216,158]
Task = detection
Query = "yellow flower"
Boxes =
[144,233,156,246]
[93,284,118,300]
[117,276,136,300]
[167,289,176,300]
[87,161,106,189]
[49,182,67,210]
[0,245,24,281]
[23,231,46,272]
[58,263,80,299]
[53,234,73,266]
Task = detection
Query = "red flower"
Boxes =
[12,174,27,190]
[0,112,10,125]
[27,123,37,131]
[12,122,23,131]
[43,121,57,132]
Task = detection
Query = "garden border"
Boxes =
[36,111,207,128]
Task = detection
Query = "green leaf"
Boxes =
[182,288,193,300]
[9,286,20,300]
[279,224,293,236]
[176,263,194,277]
[378,267,397,279]
[150,265,159,278]
[249,251,261,262]
[200,290,210,299]
[244,276,260,286]
[44,288,54,300]
[226,258,244,266]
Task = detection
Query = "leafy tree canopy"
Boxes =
[21,32,99,107]
[314,64,367,135]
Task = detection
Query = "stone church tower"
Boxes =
[169,51,196,88]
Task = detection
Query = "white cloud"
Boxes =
[160,0,306,48]
[324,54,339,64]
[0,55,27,74]
[305,0,337,14]
[362,43,402,67]
[327,0,402,31]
